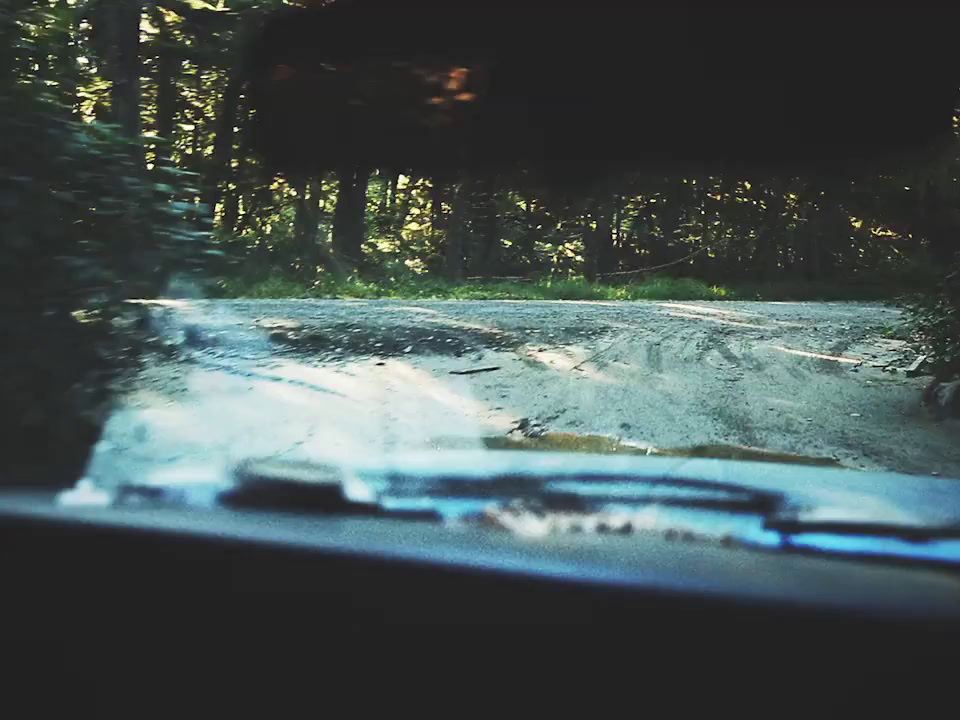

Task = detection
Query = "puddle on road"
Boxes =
[472,432,846,468]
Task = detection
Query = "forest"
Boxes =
[6,0,960,302]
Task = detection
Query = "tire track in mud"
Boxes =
[643,327,764,377]
[186,353,347,397]
[640,320,835,387]
[642,329,683,374]
[715,342,743,368]
[646,339,664,373]
[621,320,833,454]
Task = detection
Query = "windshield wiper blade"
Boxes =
[766,517,960,542]
[381,470,784,508]
[539,477,781,514]
[202,457,790,520]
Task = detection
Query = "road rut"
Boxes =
[83,299,960,486]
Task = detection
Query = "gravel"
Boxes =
[83,299,960,487]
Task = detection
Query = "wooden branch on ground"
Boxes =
[596,244,710,279]
[463,275,535,283]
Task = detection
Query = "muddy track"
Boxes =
[85,299,960,487]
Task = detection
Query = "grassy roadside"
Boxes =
[211,274,910,302]
[214,275,730,301]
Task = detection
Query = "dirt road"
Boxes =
[84,299,960,487]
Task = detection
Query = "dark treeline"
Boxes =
[10,1,959,291]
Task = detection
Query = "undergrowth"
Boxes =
[213,273,906,302]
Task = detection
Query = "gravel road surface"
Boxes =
[84,299,960,487]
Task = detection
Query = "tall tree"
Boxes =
[445,183,468,281]
[332,166,370,268]
[582,195,615,282]
[148,4,180,165]
[470,175,501,276]
[92,0,142,138]
[201,69,242,217]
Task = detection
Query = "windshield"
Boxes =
[3,2,959,556]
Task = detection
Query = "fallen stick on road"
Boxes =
[905,354,929,377]
[449,366,501,375]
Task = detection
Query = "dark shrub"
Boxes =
[0,83,209,487]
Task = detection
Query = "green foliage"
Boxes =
[904,260,960,378]
[216,275,315,298]
[216,271,926,302]
[2,99,209,307]
[0,1,211,486]
[215,273,733,301]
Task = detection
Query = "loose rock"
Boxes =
[924,379,960,420]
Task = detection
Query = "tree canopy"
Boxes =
[7,0,954,290]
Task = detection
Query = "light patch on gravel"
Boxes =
[83,299,960,487]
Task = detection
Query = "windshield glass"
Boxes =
[3,1,959,546]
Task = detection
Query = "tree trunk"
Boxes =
[695,178,716,280]
[111,1,141,138]
[919,177,960,266]
[752,186,789,282]
[377,171,391,214]
[222,185,240,236]
[191,66,202,170]
[445,184,467,281]
[597,203,615,277]
[53,0,79,117]
[430,179,447,236]
[202,71,242,220]
[519,195,537,263]
[428,178,448,268]
[91,0,141,139]
[613,192,624,251]
[813,192,844,281]
[152,5,178,165]
[471,175,500,276]
[309,176,327,241]
[332,167,369,268]
[389,173,399,209]
[220,106,248,237]
[293,178,323,273]
[392,175,414,241]
[583,196,615,282]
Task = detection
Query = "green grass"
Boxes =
[212,273,915,302]
[214,275,734,301]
